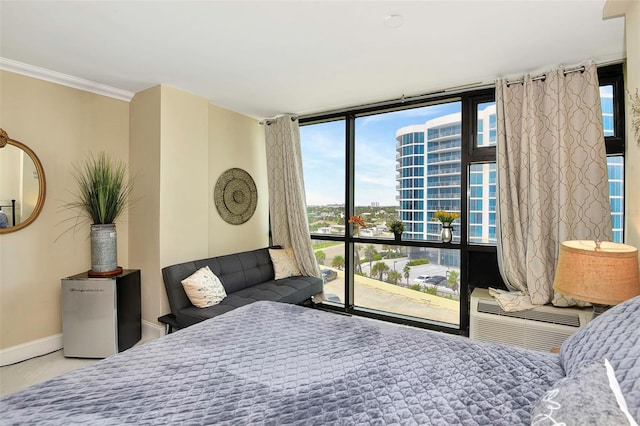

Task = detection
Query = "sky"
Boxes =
[301,86,615,207]
[300,102,461,206]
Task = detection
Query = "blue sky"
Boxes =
[300,102,461,206]
[300,86,614,207]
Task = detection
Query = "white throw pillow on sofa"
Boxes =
[269,247,302,279]
[181,266,227,308]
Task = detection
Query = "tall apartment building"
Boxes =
[395,104,497,246]
[395,97,622,269]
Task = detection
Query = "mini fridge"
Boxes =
[61,269,141,358]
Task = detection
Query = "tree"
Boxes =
[354,244,363,274]
[388,270,402,285]
[447,270,460,293]
[364,244,377,274]
[372,261,390,281]
[315,250,326,265]
[403,265,411,287]
[331,255,345,270]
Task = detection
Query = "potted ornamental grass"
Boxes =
[63,152,134,275]
[388,219,406,241]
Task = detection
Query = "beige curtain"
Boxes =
[265,115,321,278]
[493,62,612,311]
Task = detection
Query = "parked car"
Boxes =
[422,275,456,296]
[413,274,431,285]
[424,275,447,286]
[325,293,342,303]
[322,268,338,282]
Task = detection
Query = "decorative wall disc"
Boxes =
[214,168,258,225]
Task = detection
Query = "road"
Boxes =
[315,242,458,285]
[314,242,461,324]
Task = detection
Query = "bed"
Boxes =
[2,295,638,425]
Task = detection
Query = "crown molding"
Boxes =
[0,57,134,102]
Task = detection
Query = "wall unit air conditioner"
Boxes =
[470,288,593,352]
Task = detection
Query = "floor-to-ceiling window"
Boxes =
[300,64,625,333]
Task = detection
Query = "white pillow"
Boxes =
[181,266,227,308]
[269,247,301,280]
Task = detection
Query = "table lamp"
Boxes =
[553,240,640,318]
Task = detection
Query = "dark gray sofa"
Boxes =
[161,246,323,329]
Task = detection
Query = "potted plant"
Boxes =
[63,152,134,275]
[388,219,405,241]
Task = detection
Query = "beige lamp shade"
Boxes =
[553,240,640,305]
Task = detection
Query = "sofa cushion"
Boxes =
[175,276,323,328]
[196,248,275,294]
[234,275,323,304]
[162,248,276,315]
[163,247,324,329]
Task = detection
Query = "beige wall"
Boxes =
[130,85,211,324]
[129,86,266,326]
[208,104,269,256]
[0,74,267,356]
[129,86,163,329]
[129,85,209,323]
[159,85,209,269]
[0,70,130,350]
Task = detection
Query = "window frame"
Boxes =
[299,63,625,335]
[598,64,625,155]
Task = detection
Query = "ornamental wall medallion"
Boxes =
[214,168,258,225]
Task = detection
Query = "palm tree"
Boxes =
[315,250,326,265]
[372,261,390,281]
[331,255,345,270]
[364,244,377,275]
[354,244,363,274]
[403,265,411,287]
[447,270,460,294]
[388,270,402,285]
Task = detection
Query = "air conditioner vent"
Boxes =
[476,301,581,327]
[470,288,592,352]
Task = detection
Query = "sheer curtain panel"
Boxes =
[265,115,321,279]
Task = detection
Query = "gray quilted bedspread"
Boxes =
[1,301,565,425]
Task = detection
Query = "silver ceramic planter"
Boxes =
[440,224,453,243]
[90,223,117,272]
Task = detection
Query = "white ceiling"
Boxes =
[0,1,625,119]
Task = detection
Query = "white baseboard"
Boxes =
[0,322,164,367]
[0,334,63,367]
[142,320,165,340]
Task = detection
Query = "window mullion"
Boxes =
[345,113,356,310]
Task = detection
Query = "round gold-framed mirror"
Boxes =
[0,129,46,234]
